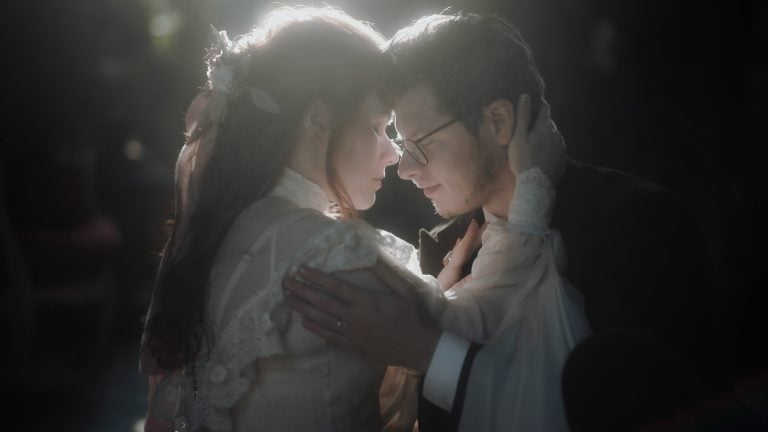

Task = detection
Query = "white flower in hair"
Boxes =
[211,24,232,52]
[204,25,281,114]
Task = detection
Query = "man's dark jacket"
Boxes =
[416,159,727,431]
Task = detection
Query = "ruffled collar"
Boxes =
[270,168,336,217]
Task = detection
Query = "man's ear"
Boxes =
[303,100,332,142]
[482,99,516,147]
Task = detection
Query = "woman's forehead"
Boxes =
[361,93,392,118]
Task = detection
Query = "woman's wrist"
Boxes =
[508,167,556,233]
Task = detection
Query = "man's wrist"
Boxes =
[422,331,472,411]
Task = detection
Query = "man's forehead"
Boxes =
[393,85,443,133]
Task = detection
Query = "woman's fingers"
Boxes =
[507,95,567,184]
[513,94,532,143]
[508,93,532,175]
[451,219,481,264]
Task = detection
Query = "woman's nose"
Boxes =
[381,136,400,167]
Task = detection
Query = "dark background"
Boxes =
[1,0,766,430]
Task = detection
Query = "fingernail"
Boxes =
[521,94,530,106]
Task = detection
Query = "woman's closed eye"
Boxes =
[372,125,386,136]
[372,119,391,137]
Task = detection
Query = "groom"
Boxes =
[284,12,733,431]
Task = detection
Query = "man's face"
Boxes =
[394,86,506,218]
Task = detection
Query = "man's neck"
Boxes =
[482,170,516,220]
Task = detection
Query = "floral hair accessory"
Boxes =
[206,25,280,114]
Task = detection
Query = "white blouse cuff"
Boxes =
[422,331,471,412]
[508,167,556,236]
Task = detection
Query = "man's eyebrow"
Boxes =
[394,114,427,138]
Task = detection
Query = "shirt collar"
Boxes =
[270,168,336,217]
[482,207,504,223]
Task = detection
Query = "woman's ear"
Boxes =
[482,99,516,147]
[288,101,334,188]
[303,100,332,142]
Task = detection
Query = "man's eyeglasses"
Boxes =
[386,111,475,166]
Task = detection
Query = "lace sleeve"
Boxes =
[438,167,561,343]
[507,166,556,237]
[308,221,445,315]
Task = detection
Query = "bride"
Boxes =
[139,6,589,432]
[140,7,425,431]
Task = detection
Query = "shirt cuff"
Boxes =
[422,331,471,411]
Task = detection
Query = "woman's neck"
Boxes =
[287,132,333,198]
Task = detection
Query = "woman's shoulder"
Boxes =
[224,196,331,241]
[275,216,419,275]
[282,218,382,273]
[223,195,421,273]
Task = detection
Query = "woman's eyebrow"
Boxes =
[375,110,394,123]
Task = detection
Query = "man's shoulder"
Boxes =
[564,159,665,197]
[562,159,689,211]
[555,159,697,235]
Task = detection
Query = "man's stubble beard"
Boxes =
[432,145,500,219]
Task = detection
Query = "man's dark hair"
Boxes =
[385,12,545,133]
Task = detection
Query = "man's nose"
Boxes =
[397,150,421,180]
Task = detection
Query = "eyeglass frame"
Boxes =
[389,110,478,166]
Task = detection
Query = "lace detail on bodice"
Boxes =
[174,214,425,432]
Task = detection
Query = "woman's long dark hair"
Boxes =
[145,7,387,370]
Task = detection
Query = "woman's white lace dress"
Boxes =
[141,167,591,432]
[146,169,429,432]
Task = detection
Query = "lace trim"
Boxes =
[175,219,420,431]
[508,167,556,237]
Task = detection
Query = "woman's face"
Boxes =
[334,94,400,210]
